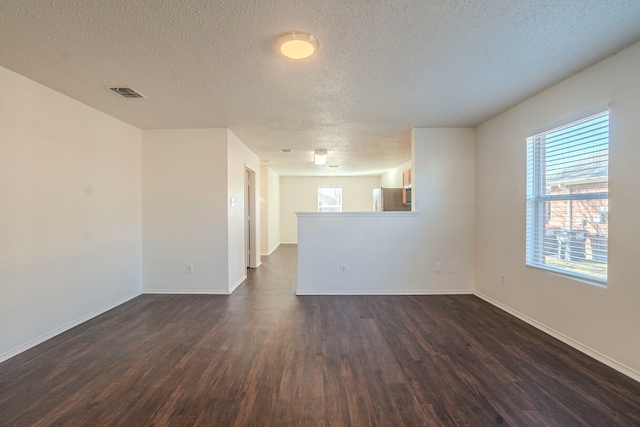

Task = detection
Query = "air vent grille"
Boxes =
[108,87,145,98]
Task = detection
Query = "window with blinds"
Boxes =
[526,111,609,283]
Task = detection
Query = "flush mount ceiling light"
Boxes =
[314,149,327,165]
[276,31,319,60]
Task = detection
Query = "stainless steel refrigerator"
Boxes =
[372,187,411,211]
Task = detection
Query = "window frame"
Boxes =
[525,111,609,284]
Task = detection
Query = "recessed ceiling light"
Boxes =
[276,32,319,60]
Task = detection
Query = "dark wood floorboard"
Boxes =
[1,244,639,426]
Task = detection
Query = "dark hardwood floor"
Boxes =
[1,244,639,426]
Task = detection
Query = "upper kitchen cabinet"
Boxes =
[402,169,412,188]
[402,168,412,205]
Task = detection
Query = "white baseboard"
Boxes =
[0,291,142,364]
[229,274,247,294]
[143,289,231,295]
[296,289,474,296]
[143,277,249,295]
[262,243,281,256]
[474,291,640,383]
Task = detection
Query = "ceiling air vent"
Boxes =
[107,87,145,99]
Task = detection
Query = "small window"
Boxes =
[526,111,609,282]
[318,187,342,212]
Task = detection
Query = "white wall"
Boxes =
[227,130,261,292]
[280,176,382,243]
[475,41,640,379]
[413,128,476,274]
[260,166,280,256]
[297,128,475,294]
[0,66,142,362]
[381,160,411,187]
[141,129,229,294]
[142,129,260,294]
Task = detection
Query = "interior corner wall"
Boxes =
[260,166,280,256]
[0,66,142,362]
[141,129,229,294]
[380,160,412,187]
[475,41,640,378]
[260,166,270,255]
[268,168,281,254]
[227,130,261,292]
[279,176,382,244]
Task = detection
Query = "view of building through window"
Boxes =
[318,187,342,212]
[526,111,609,281]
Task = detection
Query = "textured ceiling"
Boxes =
[2,1,640,176]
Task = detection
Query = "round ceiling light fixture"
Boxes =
[276,31,319,60]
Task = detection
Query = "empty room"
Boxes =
[1,1,640,425]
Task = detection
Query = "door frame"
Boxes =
[245,166,257,268]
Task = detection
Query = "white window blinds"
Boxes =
[526,111,609,282]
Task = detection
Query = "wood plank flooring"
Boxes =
[1,244,639,426]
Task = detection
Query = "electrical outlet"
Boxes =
[501,273,506,284]
[340,264,347,274]
[186,264,194,273]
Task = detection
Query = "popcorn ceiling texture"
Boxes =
[2,0,640,175]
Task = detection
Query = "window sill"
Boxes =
[525,263,607,289]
